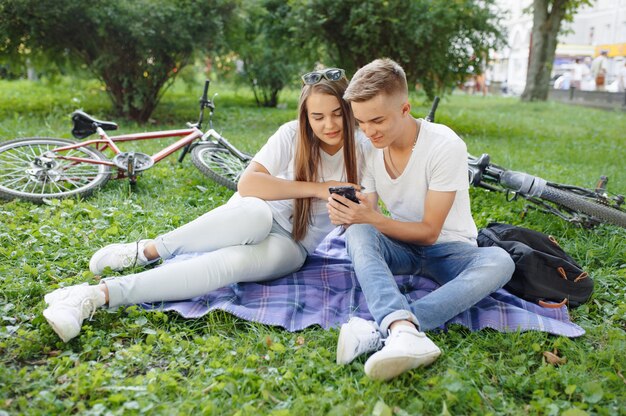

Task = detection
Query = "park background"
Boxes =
[1,0,625,414]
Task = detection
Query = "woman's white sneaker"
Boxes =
[89,240,155,274]
[43,283,106,342]
[336,317,383,365]
[364,325,441,381]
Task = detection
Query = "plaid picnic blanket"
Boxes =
[142,228,585,337]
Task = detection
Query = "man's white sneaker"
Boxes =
[336,317,383,365]
[43,283,106,342]
[89,240,156,274]
[364,325,441,381]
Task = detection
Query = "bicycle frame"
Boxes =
[52,127,203,166]
[49,127,203,169]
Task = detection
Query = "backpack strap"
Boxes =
[574,272,589,282]
[548,235,560,246]
[538,298,568,308]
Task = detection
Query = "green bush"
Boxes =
[0,0,236,122]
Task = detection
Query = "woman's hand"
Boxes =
[316,180,363,201]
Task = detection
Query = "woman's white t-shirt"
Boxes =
[361,119,478,245]
[252,120,371,253]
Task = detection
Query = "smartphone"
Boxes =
[329,185,360,206]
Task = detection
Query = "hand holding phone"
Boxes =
[329,185,359,206]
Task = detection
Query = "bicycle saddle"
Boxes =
[71,110,118,139]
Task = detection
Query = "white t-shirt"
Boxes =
[361,119,478,245]
[572,63,589,82]
[253,120,371,253]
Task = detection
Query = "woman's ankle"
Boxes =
[143,242,160,261]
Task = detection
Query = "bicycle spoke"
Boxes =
[0,150,33,164]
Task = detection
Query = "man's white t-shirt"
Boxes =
[252,120,371,253]
[361,119,478,245]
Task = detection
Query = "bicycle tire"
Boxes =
[541,185,626,228]
[191,142,251,191]
[0,137,111,203]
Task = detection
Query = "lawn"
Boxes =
[1,77,625,415]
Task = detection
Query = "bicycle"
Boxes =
[189,95,626,229]
[0,80,251,203]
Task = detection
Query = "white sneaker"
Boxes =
[89,240,156,274]
[43,283,106,342]
[336,317,383,365]
[364,325,441,381]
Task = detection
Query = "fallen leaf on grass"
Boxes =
[543,349,567,365]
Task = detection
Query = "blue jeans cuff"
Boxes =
[380,310,420,336]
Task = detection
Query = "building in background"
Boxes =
[491,0,626,94]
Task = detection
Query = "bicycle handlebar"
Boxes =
[425,96,440,122]
[195,80,217,130]
[201,80,210,103]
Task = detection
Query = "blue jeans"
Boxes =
[344,224,514,334]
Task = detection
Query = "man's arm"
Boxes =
[328,189,455,246]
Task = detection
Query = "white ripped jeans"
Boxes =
[103,196,307,308]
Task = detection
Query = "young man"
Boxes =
[328,58,514,381]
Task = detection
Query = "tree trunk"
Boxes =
[521,0,569,101]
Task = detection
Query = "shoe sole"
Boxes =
[365,349,441,381]
[336,322,352,364]
[43,308,75,343]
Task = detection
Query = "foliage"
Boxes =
[0,0,236,122]
[226,0,310,107]
[289,0,506,98]
[1,78,625,414]
[521,0,592,101]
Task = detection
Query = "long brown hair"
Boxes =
[292,77,358,241]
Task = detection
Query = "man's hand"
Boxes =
[327,191,379,226]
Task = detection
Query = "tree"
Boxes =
[0,0,236,122]
[290,0,505,99]
[521,0,591,101]
[226,0,310,107]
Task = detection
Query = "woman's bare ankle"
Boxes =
[143,242,160,261]
[99,283,110,304]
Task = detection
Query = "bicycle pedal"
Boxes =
[112,152,154,172]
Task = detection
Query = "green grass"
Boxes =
[1,77,625,415]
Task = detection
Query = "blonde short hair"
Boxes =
[344,58,408,102]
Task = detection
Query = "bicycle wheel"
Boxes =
[0,137,111,203]
[541,185,626,228]
[191,143,251,191]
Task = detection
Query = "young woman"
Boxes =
[43,68,370,342]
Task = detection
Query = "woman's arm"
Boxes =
[238,161,357,201]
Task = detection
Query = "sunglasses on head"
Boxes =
[301,68,346,85]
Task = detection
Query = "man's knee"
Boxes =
[344,224,378,252]
[487,246,515,285]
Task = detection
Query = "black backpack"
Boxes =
[477,222,593,308]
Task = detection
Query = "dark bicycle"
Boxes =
[425,97,626,229]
